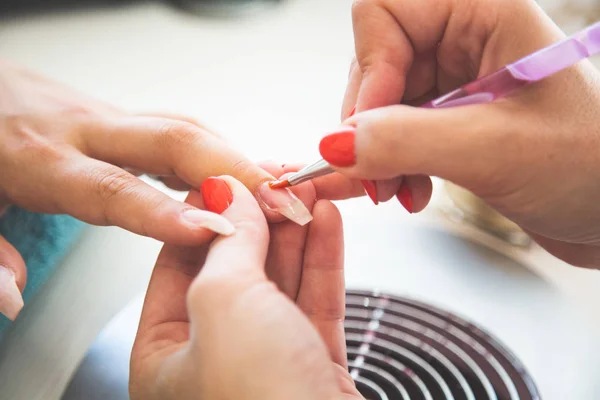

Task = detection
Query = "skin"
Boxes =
[334,0,600,268]
[129,171,363,400]
[0,61,364,296]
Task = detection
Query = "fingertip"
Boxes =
[0,236,25,320]
[256,174,314,227]
[397,175,432,214]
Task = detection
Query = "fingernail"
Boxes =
[257,182,313,226]
[0,266,24,321]
[319,126,356,167]
[348,105,356,117]
[361,180,378,205]
[181,209,235,236]
[201,177,233,214]
[396,183,413,214]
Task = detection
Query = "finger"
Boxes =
[397,174,433,213]
[322,104,514,189]
[369,176,404,203]
[134,190,215,349]
[402,50,438,102]
[188,176,270,313]
[159,176,192,191]
[0,234,26,320]
[351,0,462,110]
[78,116,288,221]
[137,112,215,133]
[526,231,600,270]
[296,200,346,368]
[265,173,317,299]
[341,58,362,118]
[45,157,235,244]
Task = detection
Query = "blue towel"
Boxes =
[0,207,86,339]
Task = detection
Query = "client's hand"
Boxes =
[129,175,363,400]
[0,208,25,321]
[0,62,365,320]
[0,60,364,245]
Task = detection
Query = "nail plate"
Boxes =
[181,209,235,236]
[0,266,24,321]
[201,177,233,214]
[257,182,313,226]
[396,183,413,213]
[361,180,379,205]
[318,126,356,167]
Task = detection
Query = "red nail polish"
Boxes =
[348,105,357,117]
[361,180,378,205]
[201,177,233,214]
[396,183,413,214]
[319,126,356,167]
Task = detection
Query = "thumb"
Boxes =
[318,104,515,189]
[0,234,26,320]
[187,175,271,319]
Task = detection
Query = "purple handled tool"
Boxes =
[276,21,600,188]
[423,21,600,108]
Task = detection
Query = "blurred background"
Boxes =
[1,1,600,399]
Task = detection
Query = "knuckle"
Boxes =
[230,159,267,188]
[4,116,59,156]
[92,168,137,224]
[157,121,204,155]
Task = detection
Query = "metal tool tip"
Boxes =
[268,179,290,189]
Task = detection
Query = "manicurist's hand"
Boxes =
[325,0,600,268]
[129,174,363,400]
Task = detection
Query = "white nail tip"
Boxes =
[182,210,236,236]
[0,266,24,321]
[278,200,314,226]
[257,183,313,226]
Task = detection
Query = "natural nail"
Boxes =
[396,183,413,214]
[0,266,24,321]
[361,180,379,205]
[181,209,235,236]
[319,126,356,167]
[201,177,233,214]
[257,182,313,226]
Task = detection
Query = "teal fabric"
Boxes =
[0,207,86,339]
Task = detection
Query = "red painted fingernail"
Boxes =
[361,180,378,205]
[348,105,357,117]
[396,182,413,214]
[201,177,233,214]
[319,126,356,167]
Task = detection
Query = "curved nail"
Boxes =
[0,266,24,321]
[181,209,236,236]
[361,180,379,205]
[257,182,313,226]
[201,177,233,214]
[396,183,413,214]
[319,126,356,167]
